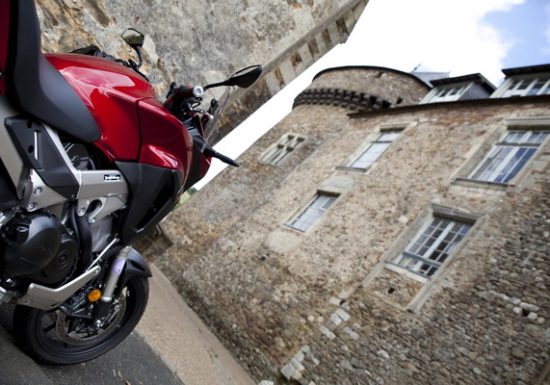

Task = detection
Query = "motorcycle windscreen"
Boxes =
[0,0,11,94]
[205,88,231,142]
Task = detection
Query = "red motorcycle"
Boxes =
[0,0,261,364]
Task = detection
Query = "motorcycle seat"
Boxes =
[6,0,100,143]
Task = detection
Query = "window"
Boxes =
[350,130,401,169]
[469,130,549,184]
[393,216,472,277]
[428,84,467,102]
[260,133,305,165]
[500,76,550,97]
[288,193,337,232]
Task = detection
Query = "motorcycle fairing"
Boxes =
[115,162,181,244]
[47,55,195,179]
[6,117,80,199]
[137,97,193,178]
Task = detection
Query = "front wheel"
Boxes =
[14,276,149,365]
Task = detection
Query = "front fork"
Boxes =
[92,246,151,325]
[92,247,130,325]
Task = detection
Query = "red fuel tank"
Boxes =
[46,53,154,161]
[46,53,193,180]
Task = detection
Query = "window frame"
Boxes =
[493,74,550,98]
[286,192,338,233]
[467,129,549,185]
[259,133,306,166]
[390,216,473,278]
[429,84,468,102]
[346,128,403,171]
[420,82,472,104]
[385,205,479,283]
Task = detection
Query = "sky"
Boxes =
[194,0,550,189]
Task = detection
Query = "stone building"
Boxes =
[36,0,367,142]
[158,64,550,384]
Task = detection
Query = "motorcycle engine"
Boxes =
[0,212,77,286]
[0,139,122,288]
[65,142,95,171]
[0,142,95,287]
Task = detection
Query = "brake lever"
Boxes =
[191,133,239,167]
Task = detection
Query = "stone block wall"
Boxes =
[309,67,429,106]
[157,67,550,383]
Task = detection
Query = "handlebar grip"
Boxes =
[211,151,239,167]
[174,85,195,98]
[163,85,204,114]
[172,85,203,99]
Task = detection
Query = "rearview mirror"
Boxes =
[226,65,263,88]
[121,28,145,48]
[203,65,262,91]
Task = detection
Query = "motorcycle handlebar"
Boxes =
[163,84,204,113]
[190,129,239,167]
[165,84,238,167]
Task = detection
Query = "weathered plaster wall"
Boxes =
[36,0,368,142]
[157,67,550,383]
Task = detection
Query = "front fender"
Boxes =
[125,247,152,278]
[114,247,151,298]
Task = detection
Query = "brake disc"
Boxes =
[54,295,127,345]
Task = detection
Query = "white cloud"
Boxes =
[323,0,526,84]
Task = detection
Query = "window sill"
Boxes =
[384,263,428,284]
[452,177,510,191]
[284,224,306,234]
[335,165,368,173]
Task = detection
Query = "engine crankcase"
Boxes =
[1,212,64,279]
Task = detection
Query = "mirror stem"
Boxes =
[203,81,228,91]
[134,46,143,69]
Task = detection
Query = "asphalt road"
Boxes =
[0,305,184,385]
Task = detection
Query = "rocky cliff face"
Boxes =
[37,0,355,97]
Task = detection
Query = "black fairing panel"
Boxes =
[116,162,181,244]
[5,117,79,199]
[7,0,100,143]
[0,159,18,210]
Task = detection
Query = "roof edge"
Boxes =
[502,63,550,76]
[431,73,496,93]
[312,65,432,89]
[348,94,550,119]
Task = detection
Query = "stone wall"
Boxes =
[157,66,550,384]
[36,0,367,143]
[310,67,429,106]
[293,67,429,112]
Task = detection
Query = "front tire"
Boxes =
[13,276,149,365]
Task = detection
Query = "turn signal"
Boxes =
[87,289,102,303]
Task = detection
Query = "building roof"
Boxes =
[430,73,496,93]
[502,63,550,76]
[349,93,550,119]
[411,71,450,85]
[313,65,431,89]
